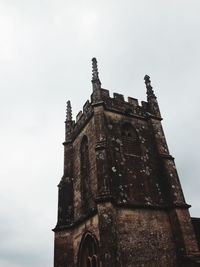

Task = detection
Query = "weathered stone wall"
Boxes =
[73,116,97,220]
[104,110,165,206]
[54,214,99,267]
[192,218,200,250]
[54,230,74,267]
[115,208,177,267]
[72,214,99,266]
[97,202,119,267]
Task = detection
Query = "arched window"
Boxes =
[78,233,99,267]
[120,123,142,202]
[121,123,140,156]
[80,136,90,208]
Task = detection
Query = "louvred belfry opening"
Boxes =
[121,123,140,156]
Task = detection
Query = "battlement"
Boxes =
[67,88,149,141]
[66,59,161,140]
[69,99,93,139]
[92,88,148,117]
[75,88,147,123]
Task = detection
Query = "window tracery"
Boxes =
[78,233,99,267]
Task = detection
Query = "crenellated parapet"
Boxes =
[66,100,93,142]
[66,88,160,142]
[95,89,148,118]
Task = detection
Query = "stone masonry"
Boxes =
[53,58,200,267]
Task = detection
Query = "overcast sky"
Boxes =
[0,1,200,266]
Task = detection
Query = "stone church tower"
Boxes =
[53,58,200,267]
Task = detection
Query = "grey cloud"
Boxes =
[0,1,200,266]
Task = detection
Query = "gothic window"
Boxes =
[120,123,142,202]
[121,123,140,156]
[78,233,99,267]
[80,136,90,207]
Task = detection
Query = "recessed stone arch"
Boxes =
[78,232,99,267]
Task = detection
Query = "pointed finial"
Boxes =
[92,57,101,90]
[92,57,99,80]
[66,100,72,121]
[144,75,156,100]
